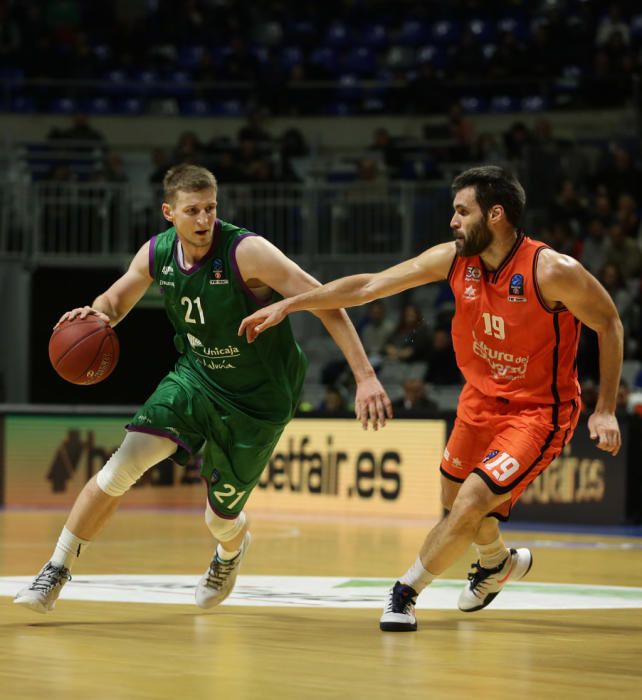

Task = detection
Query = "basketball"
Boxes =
[48,316,120,385]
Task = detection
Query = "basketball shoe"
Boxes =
[195,532,251,609]
[379,581,418,632]
[458,547,533,612]
[14,561,72,614]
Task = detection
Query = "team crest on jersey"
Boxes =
[483,449,499,463]
[463,285,478,300]
[210,257,229,285]
[465,265,482,281]
[508,273,527,302]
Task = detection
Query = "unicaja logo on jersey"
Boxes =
[210,258,229,285]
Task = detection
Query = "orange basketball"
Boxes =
[48,316,119,385]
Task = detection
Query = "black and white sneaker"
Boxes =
[14,561,72,614]
[195,532,251,609]
[458,547,533,612]
[379,581,418,632]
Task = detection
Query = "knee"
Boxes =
[205,507,246,542]
[447,496,488,535]
[97,449,147,497]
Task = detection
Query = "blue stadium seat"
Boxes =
[497,17,528,40]
[430,20,460,45]
[361,22,389,49]
[400,19,429,46]
[210,99,244,117]
[324,22,351,48]
[281,46,304,70]
[459,96,488,113]
[310,47,340,76]
[490,95,517,112]
[115,97,144,115]
[132,70,161,96]
[632,14,642,40]
[336,74,362,101]
[177,46,205,69]
[468,18,496,43]
[417,45,445,69]
[84,97,113,114]
[164,70,193,97]
[180,98,212,116]
[345,48,376,77]
[521,95,548,112]
[104,69,129,96]
[0,66,24,85]
[10,96,35,113]
[93,44,112,63]
[49,97,78,114]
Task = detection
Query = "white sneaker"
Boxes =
[458,547,533,612]
[195,532,251,609]
[14,561,72,614]
[379,581,418,632]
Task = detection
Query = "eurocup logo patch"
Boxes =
[508,273,527,302]
[483,449,499,463]
[210,258,229,285]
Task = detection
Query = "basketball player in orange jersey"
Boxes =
[239,165,623,631]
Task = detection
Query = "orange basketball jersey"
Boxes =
[448,234,581,404]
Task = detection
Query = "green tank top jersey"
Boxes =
[150,221,306,423]
[127,221,308,515]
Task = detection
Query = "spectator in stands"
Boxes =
[605,223,641,278]
[279,127,309,182]
[172,130,205,166]
[238,110,272,144]
[383,302,431,364]
[503,122,533,161]
[317,386,349,415]
[149,148,170,185]
[595,145,642,202]
[48,114,105,146]
[369,128,403,178]
[447,102,474,161]
[580,218,609,274]
[101,152,128,183]
[615,192,640,238]
[589,189,615,228]
[357,300,395,368]
[425,328,461,386]
[598,261,634,338]
[392,378,439,417]
[549,178,588,237]
[596,4,631,47]
[473,133,506,164]
[616,379,630,417]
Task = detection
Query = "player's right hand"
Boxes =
[238,301,288,343]
[55,306,111,328]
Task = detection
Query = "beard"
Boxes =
[454,219,493,257]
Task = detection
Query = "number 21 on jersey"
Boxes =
[181,296,205,324]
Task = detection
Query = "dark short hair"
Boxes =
[452,165,526,227]
[163,164,217,204]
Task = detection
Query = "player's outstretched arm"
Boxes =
[537,249,623,455]
[234,236,407,429]
[56,242,154,328]
[238,241,456,343]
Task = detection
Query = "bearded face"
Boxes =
[454,215,494,257]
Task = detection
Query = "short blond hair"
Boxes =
[163,164,217,204]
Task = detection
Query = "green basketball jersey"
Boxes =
[149,221,307,426]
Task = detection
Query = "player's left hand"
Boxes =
[588,411,621,456]
[354,375,393,431]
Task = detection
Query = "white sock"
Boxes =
[216,543,240,561]
[51,526,90,571]
[476,535,510,569]
[399,556,435,593]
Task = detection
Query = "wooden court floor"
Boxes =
[1,509,641,700]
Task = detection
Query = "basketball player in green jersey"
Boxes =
[15,164,393,614]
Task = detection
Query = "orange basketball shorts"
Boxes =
[440,383,581,520]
